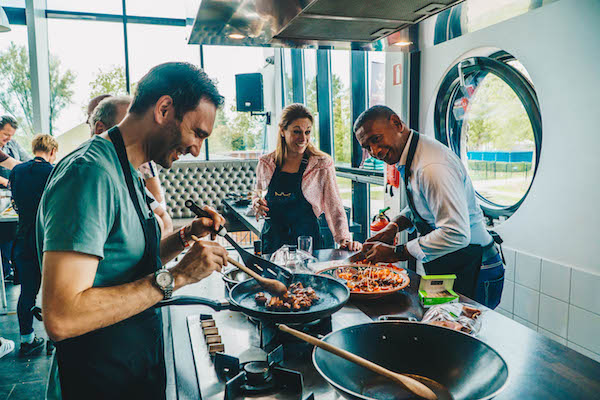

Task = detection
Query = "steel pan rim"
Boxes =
[311,320,510,400]
[228,273,351,318]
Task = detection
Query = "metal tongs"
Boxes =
[185,200,293,286]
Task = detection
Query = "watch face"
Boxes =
[157,271,173,287]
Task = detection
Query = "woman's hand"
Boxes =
[339,239,362,252]
[252,197,269,221]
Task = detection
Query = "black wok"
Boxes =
[313,321,508,400]
[157,273,350,324]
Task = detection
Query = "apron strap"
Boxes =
[107,127,152,253]
[404,132,433,235]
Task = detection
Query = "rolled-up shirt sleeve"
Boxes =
[405,163,470,262]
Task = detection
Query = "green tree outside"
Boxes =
[88,65,128,100]
[0,43,76,148]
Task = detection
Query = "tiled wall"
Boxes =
[496,248,600,363]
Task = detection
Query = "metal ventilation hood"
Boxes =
[188,0,464,50]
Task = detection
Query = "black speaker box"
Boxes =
[235,73,264,112]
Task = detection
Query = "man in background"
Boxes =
[0,115,32,282]
[9,134,58,356]
[88,96,173,236]
[0,116,31,187]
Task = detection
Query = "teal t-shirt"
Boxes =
[36,135,150,287]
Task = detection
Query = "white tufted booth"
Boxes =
[159,159,258,226]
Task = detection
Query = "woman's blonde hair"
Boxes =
[275,103,326,166]
[31,133,59,154]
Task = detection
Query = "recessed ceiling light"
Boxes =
[393,41,412,46]
[228,33,246,40]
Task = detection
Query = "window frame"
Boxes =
[433,53,542,220]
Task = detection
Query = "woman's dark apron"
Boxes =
[404,132,482,299]
[261,153,321,255]
[55,127,165,400]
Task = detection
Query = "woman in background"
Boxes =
[253,103,361,254]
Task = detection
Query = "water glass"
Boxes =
[297,236,313,255]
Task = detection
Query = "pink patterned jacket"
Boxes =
[254,152,351,244]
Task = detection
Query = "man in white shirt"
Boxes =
[356,105,504,309]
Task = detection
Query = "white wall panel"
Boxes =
[413,0,600,275]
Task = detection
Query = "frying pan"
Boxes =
[156,273,350,324]
[312,321,509,400]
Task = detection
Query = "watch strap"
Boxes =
[155,269,174,300]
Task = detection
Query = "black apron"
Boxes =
[55,127,166,400]
[261,153,321,255]
[404,132,482,299]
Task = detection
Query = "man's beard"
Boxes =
[150,120,184,169]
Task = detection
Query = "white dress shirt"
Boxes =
[397,131,493,262]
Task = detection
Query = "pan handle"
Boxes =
[185,200,228,236]
[155,295,230,311]
[378,315,418,322]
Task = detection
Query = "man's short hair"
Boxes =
[89,95,132,130]
[129,62,224,120]
[86,94,113,123]
[0,115,18,130]
[353,105,397,133]
[31,134,58,154]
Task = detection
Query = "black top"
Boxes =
[9,156,54,239]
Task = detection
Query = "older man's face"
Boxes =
[0,124,16,147]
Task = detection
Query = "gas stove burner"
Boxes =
[214,346,304,400]
[242,361,274,389]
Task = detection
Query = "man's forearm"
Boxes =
[159,226,187,264]
[0,176,8,187]
[44,273,164,342]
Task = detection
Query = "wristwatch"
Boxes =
[394,244,405,258]
[154,268,174,300]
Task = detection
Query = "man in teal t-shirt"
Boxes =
[37,62,228,400]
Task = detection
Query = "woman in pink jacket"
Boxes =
[253,103,362,254]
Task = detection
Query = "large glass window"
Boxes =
[125,0,190,19]
[369,183,385,236]
[47,0,122,14]
[0,25,31,151]
[434,53,541,219]
[330,50,351,165]
[47,19,125,135]
[361,51,386,171]
[336,177,352,210]
[303,49,319,148]
[281,49,293,106]
[127,24,199,92]
[203,45,272,160]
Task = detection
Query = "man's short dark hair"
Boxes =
[353,105,397,133]
[0,115,18,130]
[129,62,224,120]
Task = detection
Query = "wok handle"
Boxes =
[278,324,438,400]
[155,295,230,311]
[185,200,228,236]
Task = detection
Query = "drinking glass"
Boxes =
[297,236,313,255]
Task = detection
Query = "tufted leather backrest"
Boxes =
[159,160,258,219]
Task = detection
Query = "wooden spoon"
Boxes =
[278,324,438,400]
[190,235,288,296]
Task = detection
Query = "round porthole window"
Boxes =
[434,52,541,220]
